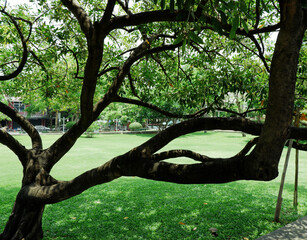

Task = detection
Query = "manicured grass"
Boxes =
[0,132,306,239]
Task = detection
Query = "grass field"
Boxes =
[0,132,306,239]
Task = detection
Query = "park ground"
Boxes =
[1,132,306,239]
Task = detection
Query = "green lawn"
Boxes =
[1,132,306,239]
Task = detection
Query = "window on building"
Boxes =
[13,102,25,112]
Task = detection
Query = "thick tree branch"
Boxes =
[18,158,122,204]
[116,0,132,15]
[150,150,214,163]
[18,116,307,204]
[232,137,259,158]
[17,153,247,204]
[0,101,42,149]
[250,0,307,177]
[61,0,92,39]
[15,121,260,203]
[100,0,116,24]
[0,129,28,164]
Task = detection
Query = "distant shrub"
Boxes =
[129,122,142,131]
[66,121,76,130]
[85,122,100,138]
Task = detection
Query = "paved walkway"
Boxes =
[256,216,307,240]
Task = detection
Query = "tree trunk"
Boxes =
[249,0,306,180]
[0,201,44,240]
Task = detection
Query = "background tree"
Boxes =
[1,0,307,239]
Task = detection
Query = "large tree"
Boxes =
[0,0,307,239]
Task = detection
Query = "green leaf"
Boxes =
[239,1,247,13]
[261,0,268,11]
[176,11,188,20]
[211,18,223,35]
[256,0,260,9]
[177,0,183,9]
[170,0,175,12]
[189,32,203,44]
[242,19,249,33]
[217,10,228,24]
[154,0,158,4]
[160,0,165,10]
[182,38,186,54]
[229,15,239,39]
[184,0,192,10]
[194,23,202,32]
[173,34,184,45]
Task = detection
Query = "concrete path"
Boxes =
[256,216,307,240]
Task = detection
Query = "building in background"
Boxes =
[6,97,51,130]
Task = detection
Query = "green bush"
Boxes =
[66,121,76,130]
[85,122,100,138]
[129,122,142,131]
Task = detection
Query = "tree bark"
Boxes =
[249,0,306,180]
[0,202,44,240]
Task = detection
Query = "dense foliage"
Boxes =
[0,0,306,239]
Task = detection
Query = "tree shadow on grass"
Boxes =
[42,179,306,240]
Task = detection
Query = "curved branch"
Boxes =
[17,152,246,205]
[0,101,42,149]
[116,0,132,15]
[0,130,28,165]
[232,137,259,158]
[29,50,49,82]
[0,9,29,81]
[98,66,119,77]
[248,34,270,72]
[19,117,307,204]
[151,54,174,85]
[18,158,122,204]
[216,107,266,117]
[131,118,263,159]
[93,35,177,118]
[110,10,280,37]
[44,36,160,171]
[128,71,142,100]
[17,125,260,204]
[150,150,214,163]
[152,138,259,163]
[67,48,83,79]
[114,96,186,118]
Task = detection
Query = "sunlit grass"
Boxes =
[1,132,306,239]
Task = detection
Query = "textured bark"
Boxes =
[248,0,307,180]
[1,0,307,239]
[0,203,44,240]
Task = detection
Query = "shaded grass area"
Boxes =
[1,132,306,239]
[41,180,306,240]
